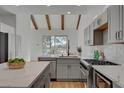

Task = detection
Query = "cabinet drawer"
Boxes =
[57,59,80,64]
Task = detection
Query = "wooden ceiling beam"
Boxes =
[45,15,51,30]
[61,15,64,30]
[76,15,81,30]
[30,15,38,30]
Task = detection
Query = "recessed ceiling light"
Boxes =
[77,5,81,6]
[46,5,51,6]
[67,11,71,14]
[15,5,20,6]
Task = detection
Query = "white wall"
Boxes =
[16,14,78,61]
[16,14,32,61]
[0,15,16,28]
[78,6,124,64]
[30,29,78,61]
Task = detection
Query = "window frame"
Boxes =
[42,35,68,55]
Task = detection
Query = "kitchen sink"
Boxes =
[59,56,78,58]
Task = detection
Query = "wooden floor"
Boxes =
[50,81,86,88]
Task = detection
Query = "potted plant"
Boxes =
[77,47,82,56]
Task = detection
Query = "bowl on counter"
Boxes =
[7,58,25,69]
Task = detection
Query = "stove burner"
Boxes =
[83,59,119,65]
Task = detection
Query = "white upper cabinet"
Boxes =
[84,26,90,45]
[84,5,124,45]
[94,10,108,29]
[84,23,94,46]
[108,5,124,43]
[89,23,94,45]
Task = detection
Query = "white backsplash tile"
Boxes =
[81,44,124,64]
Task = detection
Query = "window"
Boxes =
[42,35,68,56]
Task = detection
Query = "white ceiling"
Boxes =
[0,5,107,30]
[0,7,15,16]
[0,5,106,15]
[31,15,79,30]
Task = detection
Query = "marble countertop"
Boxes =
[0,62,50,88]
[93,65,124,87]
[38,56,80,60]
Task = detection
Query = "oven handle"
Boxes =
[95,72,111,85]
[80,68,87,76]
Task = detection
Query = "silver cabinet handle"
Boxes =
[115,32,117,40]
[117,31,120,40]
[68,65,71,68]
[88,40,90,45]
[118,31,122,40]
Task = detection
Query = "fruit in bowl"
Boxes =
[8,58,25,69]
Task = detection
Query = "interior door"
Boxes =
[0,32,8,63]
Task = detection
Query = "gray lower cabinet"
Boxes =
[50,61,56,79]
[38,58,57,79]
[57,64,68,79]
[68,64,80,79]
[113,82,121,88]
[31,65,50,88]
[57,59,80,80]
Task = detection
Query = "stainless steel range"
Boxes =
[80,59,119,88]
[83,59,118,65]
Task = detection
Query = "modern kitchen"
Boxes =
[0,5,124,88]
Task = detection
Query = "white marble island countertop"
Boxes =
[0,62,50,88]
[93,65,124,87]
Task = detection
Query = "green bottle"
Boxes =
[94,50,99,60]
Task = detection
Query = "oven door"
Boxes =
[80,62,88,79]
[95,71,112,88]
[80,63,88,87]
[80,66,87,80]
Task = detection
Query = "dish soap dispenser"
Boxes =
[99,51,105,61]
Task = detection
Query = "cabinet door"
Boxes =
[94,10,108,29]
[89,23,94,45]
[113,83,121,88]
[102,10,108,25]
[84,26,90,45]
[50,61,56,79]
[68,64,80,79]
[57,64,68,79]
[122,5,124,41]
[108,5,121,43]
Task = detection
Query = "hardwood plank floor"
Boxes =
[50,81,86,88]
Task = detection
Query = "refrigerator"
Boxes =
[0,32,8,63]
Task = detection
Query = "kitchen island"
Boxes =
[0,62,50,88]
